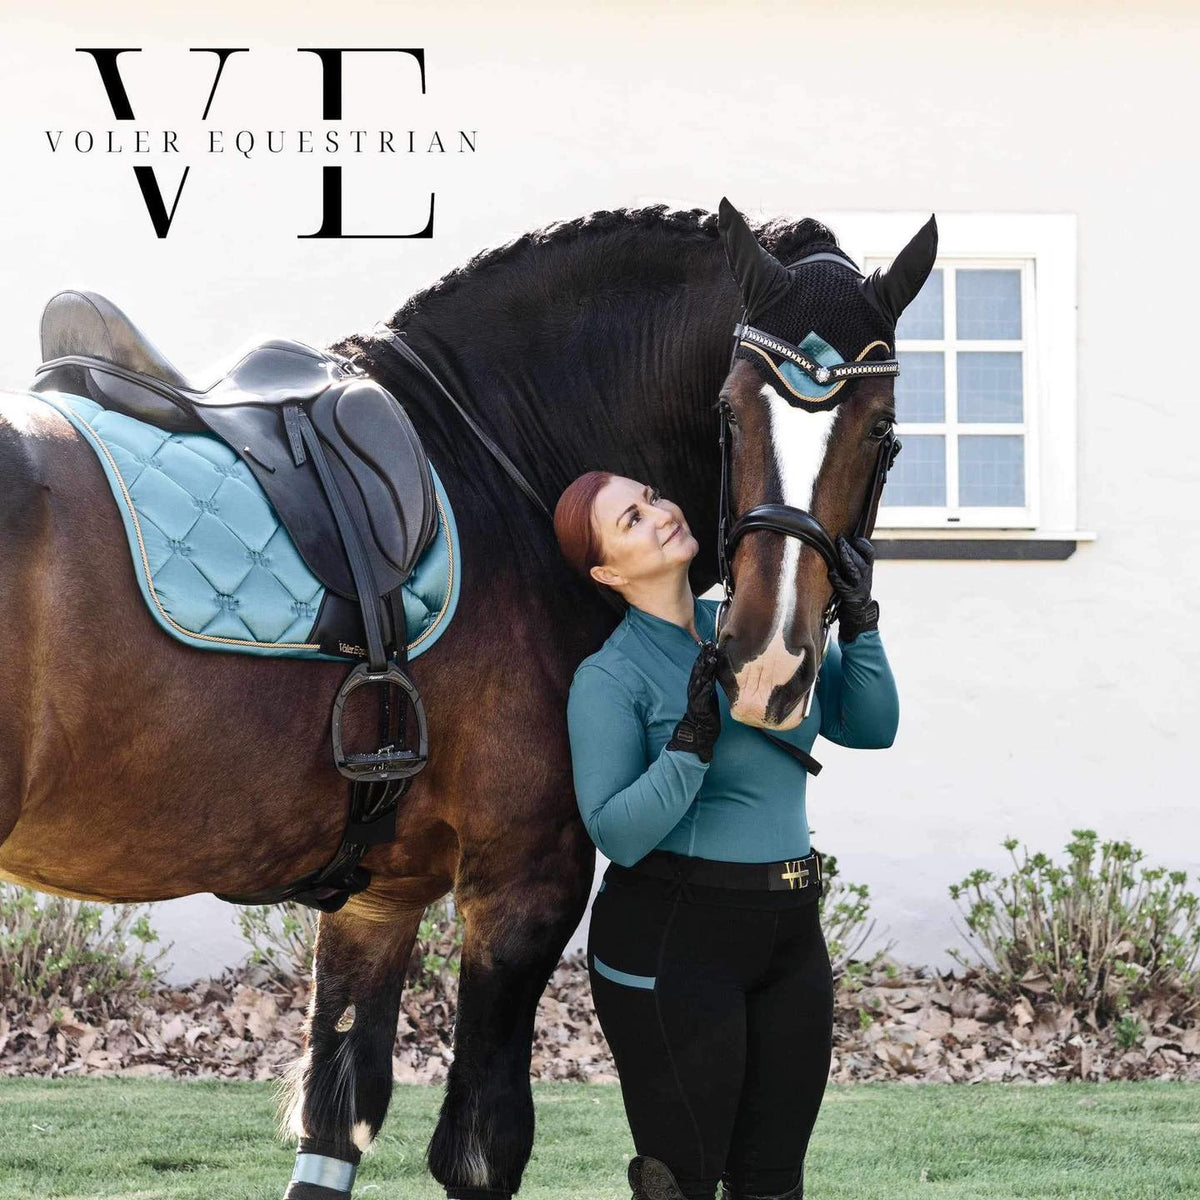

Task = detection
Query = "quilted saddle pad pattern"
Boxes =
[32,390,460,661]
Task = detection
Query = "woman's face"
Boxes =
[589,476,698,592]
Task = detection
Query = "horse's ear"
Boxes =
[718,197,792,318]
[861,213,939,325]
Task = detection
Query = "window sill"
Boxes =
[871,530,1095,560]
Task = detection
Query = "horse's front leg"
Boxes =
[426,799,595,1199]
[279,883,439,1199]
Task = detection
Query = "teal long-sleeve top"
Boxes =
[566,596,899,867]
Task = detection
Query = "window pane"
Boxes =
[895,352,944,422]
[883,435,945,507]
[958,352,1023,422]
[895,268,943,340]
[956,269,1021,339]
[959,435,1024,506]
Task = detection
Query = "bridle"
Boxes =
[715,251,904,712]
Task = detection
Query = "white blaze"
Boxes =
[730,382,836,726]
[765,382,837,633]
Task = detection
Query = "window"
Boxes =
[867,261,1036,527]
[814,212,1081,545]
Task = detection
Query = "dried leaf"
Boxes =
[1012,997,1035,1027]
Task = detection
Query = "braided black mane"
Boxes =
[383,204,840,327]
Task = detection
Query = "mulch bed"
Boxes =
[3,955,1199,1084]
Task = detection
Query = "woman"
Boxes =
[554,470,899,1200]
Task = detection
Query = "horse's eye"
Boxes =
[870,418,894,440]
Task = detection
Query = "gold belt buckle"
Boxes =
[779,859,810,890]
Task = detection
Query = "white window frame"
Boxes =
[811,211,1081,541]
[863,257,1035,528]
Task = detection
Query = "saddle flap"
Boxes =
[192,400,360,596]
[312,380,438,583]
[193,378,436,601]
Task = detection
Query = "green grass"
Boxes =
[0,1080,1196,1199]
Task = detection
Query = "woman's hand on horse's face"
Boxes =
[829,534,880,643]
[828,535,874,603]
[588,475,698,589]
[666,641,722,761]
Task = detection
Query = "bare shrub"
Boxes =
[948,829,1200,1024]
[236,904,319,989]
[0,883,169,1018]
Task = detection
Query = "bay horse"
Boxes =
[0,201,934,1198]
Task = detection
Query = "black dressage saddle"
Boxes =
[33,289,435,785]
[34,290,436,606]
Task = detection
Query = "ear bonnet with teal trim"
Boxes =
[718,198,938,407]
[732,246,897,403]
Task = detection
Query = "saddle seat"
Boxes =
[34,290,437,606]
[40,289,198,392]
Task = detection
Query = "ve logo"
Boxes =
[75,47,434,240]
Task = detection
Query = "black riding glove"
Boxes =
[666,641,722,763]
[829,535,880,644]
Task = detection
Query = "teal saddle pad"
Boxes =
[32,390,460,661]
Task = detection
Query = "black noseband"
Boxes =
[724,505,838,573]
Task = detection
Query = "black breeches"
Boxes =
[587,862,834,1200]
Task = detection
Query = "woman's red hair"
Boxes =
[554,470,614,585]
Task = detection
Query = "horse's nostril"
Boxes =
[763,650,816,727]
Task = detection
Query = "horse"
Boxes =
[0,200,934,1199]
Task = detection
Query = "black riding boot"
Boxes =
[720,1164,804,1200]
[628,1155,688,1200]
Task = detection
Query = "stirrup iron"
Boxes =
[331,661,428,781]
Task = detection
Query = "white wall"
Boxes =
[1,0,1197,982]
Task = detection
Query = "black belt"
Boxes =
[614,848,824,895]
